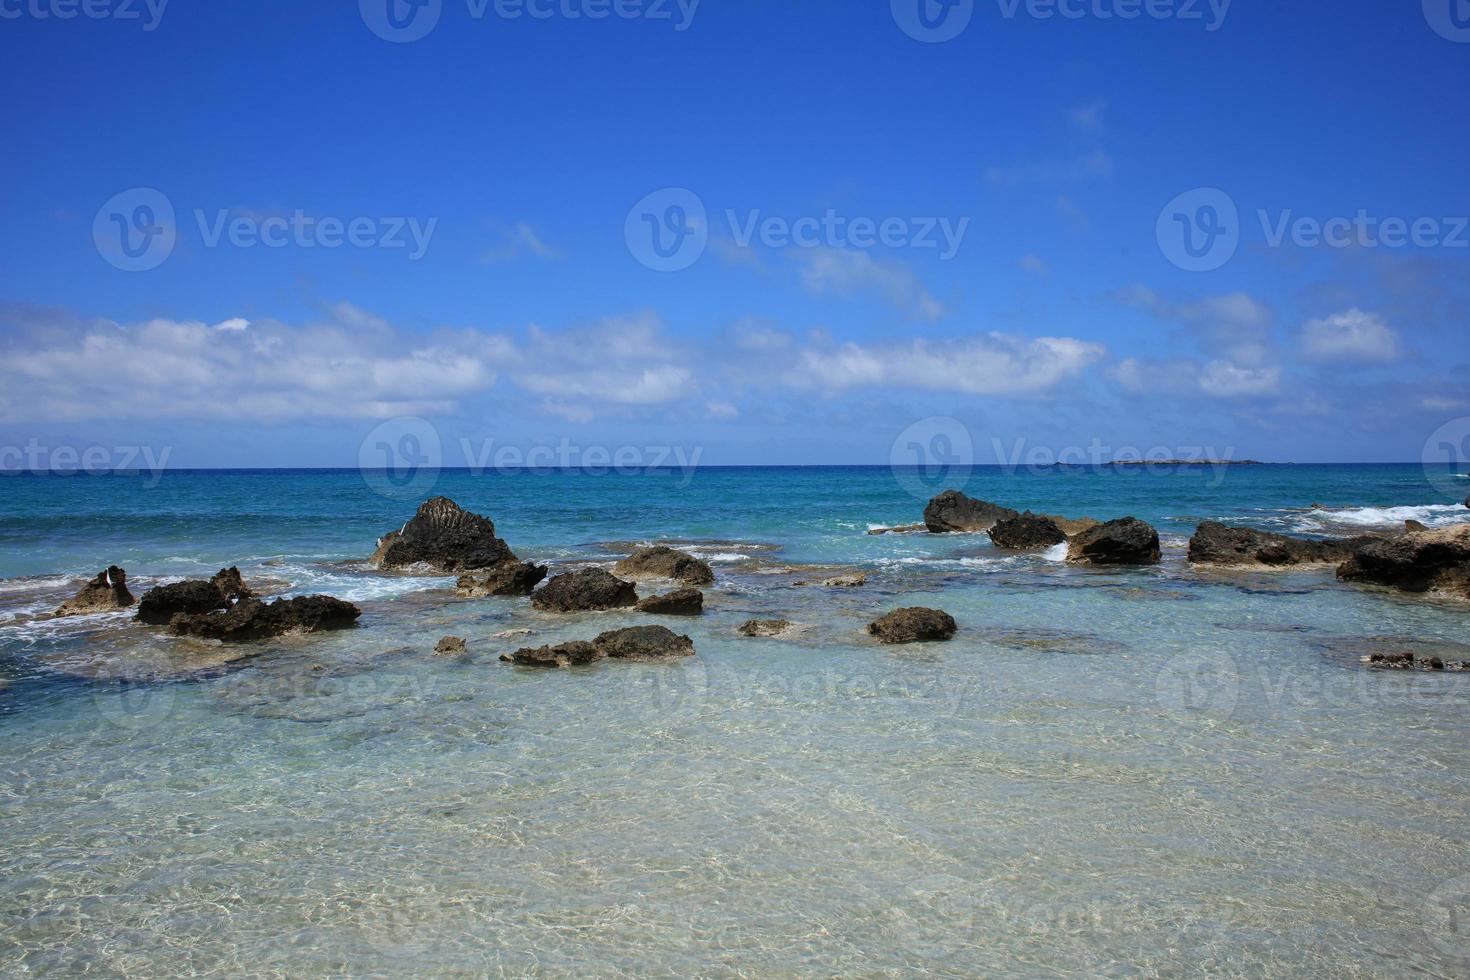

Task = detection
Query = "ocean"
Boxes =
[2,464,1469,975]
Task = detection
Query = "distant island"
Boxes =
[1106,459,1269,467]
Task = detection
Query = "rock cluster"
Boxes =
[54,566,135,617]
[455,561,548,598]
[636,588,704,616]
[371,497,519,573]
[1188,521,1371,566]
[531,569,639,612]
[613,546,715,586]
[501,625,695,668]
[1337,524,1470,596]
[988,513,1067,550]
[1067,518,1161,566]
[738,619,794,638]
[923,490,1019,533]
[169,595,361,642]
[867,607,957,644]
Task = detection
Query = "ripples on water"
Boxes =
[2,468,1469,975]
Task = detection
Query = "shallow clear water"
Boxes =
[2,466,1469,976]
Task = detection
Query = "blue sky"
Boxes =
[1,0,1467,468]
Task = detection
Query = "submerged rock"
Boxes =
[501,640,603,668]
[1337,524,1470,596]
[1365,651,1468,672]
[455,560,549,598]
[867,524,927,536]
[371,497,519,573]
[531,568,639,612]
[636,588,704,616]
[1188,521,1372,567]
[594,625,696,660]
[923,490,1019,533]
[613,546,715,586]
[169,595,362,642]
[989,513,1067,550]
[54,566,135,617]
[867,607,957,644]
[738,619,794,638]
[136,579,232,625]
[435,636,467,656]
[1067,518,1161,566]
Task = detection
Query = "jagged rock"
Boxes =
[613,546,715,586]
[795,573,867,587]
[867,607,957,644]
[501,641,603,668]
[636,588,704,616]
[594,625,696,660]
[1366,652,1468,671]
[531,569,638,612]
[1187,521,1374,567]
[136,579,231,625]
[54,566,134,617]
[1405,519,1430,533]
[435,636,467,656]
[739,619,794,638]
[370,497,518,573]
[1337,524,1470,596]
[455,560,548,598]
[1067,518,1161,566]
[210,567,254,601]
[923,490,1019,533]
[989,513,1067,550]
[168,595,361,642]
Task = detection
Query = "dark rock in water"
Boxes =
[794,574,867,588]
[1067,518,1161,566]
[739,619,794,638]
[1187,521,1373,567]
[989,513,1066,550]
[923,490,1019,533]
[435,636,467,656]
[1405,519,1430,533]
[613,546,715,586]
[868,524,926,536]
[501,641,603,668]
[867,607,957,644]
[636,588,704,616]
[169,595,362,642]
[136,579,231,625]
[531,568,638,612]
[456,560,548,598]
[1337,524,1470,596]
[54,566,135,617]
[1366,651,1468,672]
[371,497,518,573]
[594,625,695,660]
[211,566,254,601]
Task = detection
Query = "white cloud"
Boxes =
[1018,254,1049,275]
[481,221,562,263]
[785,333,1105,396]
[1300,309,1402,363]
[705,401,739,420]
[1199,360,1282,398]
[794,248,945,320]
[987,151,1113,187]
[1070,99,1108,133]
[1114,285,1276,366]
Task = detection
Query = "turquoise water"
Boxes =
[3,465,1470,975]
